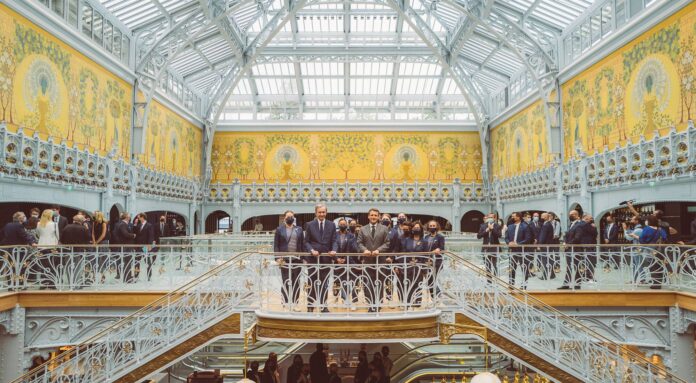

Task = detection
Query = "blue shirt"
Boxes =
[625,224,643,245]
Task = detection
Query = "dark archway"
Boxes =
[461,210,485,233]
[241,212,450,232]
[0,202,86,228]
[206,210,231,234]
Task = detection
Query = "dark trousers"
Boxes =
[308,266,330,310]
[406,263,426,305]
[483,248,499,280]
[280,263,302,305]
[145,250,158,281]
[508,248,531,287]
[537,246,557,279]
[363,264,383,310]
[562,246,588,287]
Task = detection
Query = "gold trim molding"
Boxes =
[256,315,439,341]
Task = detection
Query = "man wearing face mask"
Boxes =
[388,213,408,253]
[304,204,336,312]
[529,212,543,277]
[357,208,391,312]
[559,209,586,290]
[424,220,445,299]
[477,213,502,279]
[333,218,358,307]
[274,210,304,308]
[505,212,533,289]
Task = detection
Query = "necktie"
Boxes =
[319,221,324,237]
[371,225,376,238]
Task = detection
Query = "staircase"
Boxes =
[11,251,686,383]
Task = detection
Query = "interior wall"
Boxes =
[561,1,696,160]
[211,131,482,183]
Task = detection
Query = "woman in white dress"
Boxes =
[35,209,59,287]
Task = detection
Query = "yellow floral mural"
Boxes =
[562,1,696,159]
[0,4,132,158]
[211,132,482,183]
[490,100,551,178]
[139,101,203,178]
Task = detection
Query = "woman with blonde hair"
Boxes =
[36,209,59,246]
[92,211,109,246]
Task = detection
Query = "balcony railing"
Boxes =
[10,250,685,383]
[492,123,696,202]
[208,180,486,204]
[0,123,202,201]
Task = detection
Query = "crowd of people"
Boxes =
[0,206,187,284]
[273,204,445,312]
[478,201,696,290]
[246,344,394,383]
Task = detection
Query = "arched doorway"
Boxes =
[461,210,485,233]
[206,210,231,234]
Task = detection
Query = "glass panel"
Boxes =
[616,0,627,28]
[122,35,130,64]
[629,0,644,17]
[81,4,92,38]
[591,12,601,45]
[67,0,78,27]
[52,0,65,18]
[601,3,613,37]
[581,20,590,52]
[93,12,103,46]
[104,21,113,52]
[113,30,121,59]
[572,29,581,59]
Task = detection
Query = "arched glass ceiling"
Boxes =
[99,0,594,122]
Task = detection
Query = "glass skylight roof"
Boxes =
[98,0,601,122]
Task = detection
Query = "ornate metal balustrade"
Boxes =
[0,123,201,201]
[0,244,268,293]
[11,250,684,383]
[207,180,486,204]
[492,123,696,202]
[441,251,683,382]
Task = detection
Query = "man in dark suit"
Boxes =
[357,208,391,312]
[559,209,587,290]
[309,343,329,383]
[134,213,156,281]
[387,213,407,253]
[274,210,304,307]
[580,214,599,281]
[60,215,91,249]
[1,212,37,246]
[303,204,336,312]
[477,213,501,279]
[154,215,171,245]
[112,212,136,282]
[52,206,68,240]
[537,212,556,280]
[505,212,534,289]
[601,214,620,268]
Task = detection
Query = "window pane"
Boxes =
[616,0,627,28]
[601,3,613,37]
[52,0,65,18]
[93,12,103,46]
[67,0,78,27]
[81,5,92,37]
[113,30,122,59]
[104,21,113,52]
[122,35,130,64]
[629,0,644,17]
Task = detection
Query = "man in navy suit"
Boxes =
[559,209,587,290]
[332,218,357,306]
[601,214,621,268]
[304,203,336,312]
[537,212,556,280]
[477,213,502,279]
[274,210,304,308]
[0,212,37,246]
[505,212,533,289]
[134,213,156,281]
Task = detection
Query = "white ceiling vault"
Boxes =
[99,0,593,124]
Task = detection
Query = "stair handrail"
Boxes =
[11,250,261,383]
[441,250,686,383]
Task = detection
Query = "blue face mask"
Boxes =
[486,218,494,224]
[533,216,539,222]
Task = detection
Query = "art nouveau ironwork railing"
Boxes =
[0,123,201,201]
[207,180,486,204]
[492,123,696,201]
[2,244,696,294]
[440,251,683,383]
[0,244,269,292]
[11,250,684,383]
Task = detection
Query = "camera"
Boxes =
[619,199,636,206]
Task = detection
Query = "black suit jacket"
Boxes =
[135,222,155,245]
[112,220,135,245]
[304,219,336,264]
[273,225,304,253]
[529,221,543,242]
[55,215,68,234]
[537,221,555,245]
[0,222,36,245]
[601,223,619,244]
[60,223,91,245]
[477,223,501,252]
[154,222,171,244]
[309,350,329,383]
